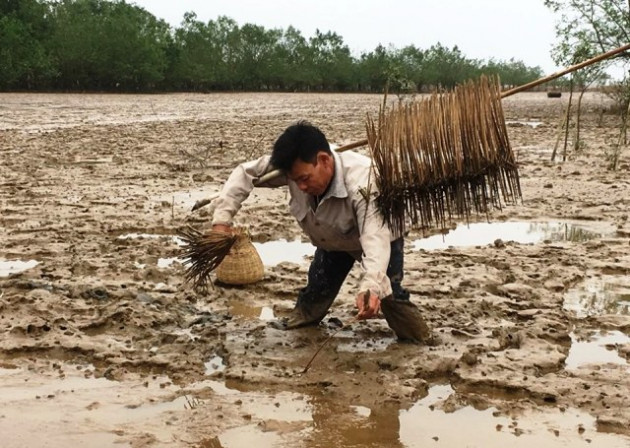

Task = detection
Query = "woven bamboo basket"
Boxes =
[215,231,264,285]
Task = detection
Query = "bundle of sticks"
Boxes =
[178,226,237,290]
[366,75,521,235]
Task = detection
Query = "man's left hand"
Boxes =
[356,290,380,319]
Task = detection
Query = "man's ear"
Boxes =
[317,151,333,167]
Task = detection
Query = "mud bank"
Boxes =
[1,92,629,447]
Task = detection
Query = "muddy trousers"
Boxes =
[294,237,410,324]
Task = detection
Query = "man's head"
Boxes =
[271,121,334,196]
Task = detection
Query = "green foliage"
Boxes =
[47,0,170,90]
[0,0,55,89]
[544,1,629,125]
[1,0,544,92]
[544,0,630,62]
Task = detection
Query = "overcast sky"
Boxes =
[131,0,563,73]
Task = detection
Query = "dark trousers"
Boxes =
[295,237,410,322]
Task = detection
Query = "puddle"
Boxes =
[205,355,226,375]
[0,366,186,448]
[564,275,630,317]
[229,302,276,321]
[158,257,180,268]
[506,120,544,128]
[565,331,630,371]
[0,258,39,277]
[2,365,629,447]
[253,240,315,266]
[268,384,630,448]
[259,306,276,320]
[395,385,629,447]
[412,220,614,251]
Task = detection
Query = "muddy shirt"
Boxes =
[212,150,395,298]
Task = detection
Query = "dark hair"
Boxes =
[270,121,331,172]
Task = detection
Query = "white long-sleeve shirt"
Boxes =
[212,150,395,298]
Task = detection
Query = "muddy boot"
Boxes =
[380,296,432,343]
[270,299,334,330]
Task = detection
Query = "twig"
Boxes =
[302,293,368,374]
[301,317,358,375]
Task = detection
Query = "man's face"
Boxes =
[288,151,334,196]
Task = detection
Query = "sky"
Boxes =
[131,0,564,74]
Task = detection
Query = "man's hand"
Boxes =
[356,289,380,319]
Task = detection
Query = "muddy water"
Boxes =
[0,259,39,277]
[412,220,616,250]
[564,274,630,317]
[4,364,627,448]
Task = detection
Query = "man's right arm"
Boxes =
[212,155,286,226]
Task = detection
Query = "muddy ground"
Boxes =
[1,91,630,447]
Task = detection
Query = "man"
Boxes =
[211,121,410,329]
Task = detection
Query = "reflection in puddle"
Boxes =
[3,366,630,447]
[158,257,180,268]
[253,239,315,266]
[303,384,630,447]
[118,233,184,246]
[229,302,275,321]
[565,331,630,371]
[564,275,630,317]
[205,355,226,375]
[396,385,628,447]
[412,221,614,251]
[259,306,275,320]
[0,367,188,447]
[0,258,39,277]
[506,120,544,128]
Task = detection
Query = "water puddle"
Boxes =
[412,220,614,251]
[564,275,630,317]
[2,365,629,447]
[253,239,315,266]
[157,257,180,268]
[229,302,276,321]
[259,306,276,320]
[565,331,630,371]
[0,366,187,448]
[506,120,544,128]
[205,355,226,375]
[0,258,39,277]
[117,233,184,246]
[394,385,628,447]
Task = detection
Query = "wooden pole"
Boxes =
[500,43,630,98]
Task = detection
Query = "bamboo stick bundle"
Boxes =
[178,226,237,290]
[366,75,521,235]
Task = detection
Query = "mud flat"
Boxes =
[1,91,629,447]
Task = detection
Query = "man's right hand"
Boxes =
[356,289,380,319]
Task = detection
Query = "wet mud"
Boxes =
[1,92,630,447]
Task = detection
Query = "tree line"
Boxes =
[0,0,545,93]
